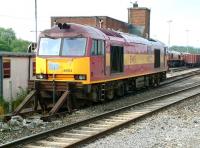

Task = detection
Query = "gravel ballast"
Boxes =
[84,96,200,148]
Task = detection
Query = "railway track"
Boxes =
[1,81,200,148]
[163,69,200,85]
[168,67,188,73]
[1,69,200,122]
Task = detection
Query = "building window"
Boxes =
[91,40,105,56]
[3,59,11,78]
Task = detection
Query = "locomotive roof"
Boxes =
[40,23,106,40]
[40,23,165,47]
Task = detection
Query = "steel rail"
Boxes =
[1,82,200,148]
[162,69,200,85]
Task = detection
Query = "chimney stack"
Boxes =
[128,3,151,38]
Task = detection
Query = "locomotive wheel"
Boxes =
[88,86,99,102]
[106,88,114,100]
[149,76,156,87]
[116,83,125,97]
[155,76,160,86]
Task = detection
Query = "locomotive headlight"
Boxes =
[74,74,87,80]
[36,74,48,79]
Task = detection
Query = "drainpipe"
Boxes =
[0,56,3,101]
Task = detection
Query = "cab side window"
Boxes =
[91,39,104,56]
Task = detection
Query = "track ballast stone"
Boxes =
[0,73,200,145]
[84,96,200,148]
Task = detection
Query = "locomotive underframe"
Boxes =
[14,71,166,115]
[12,71,166,116]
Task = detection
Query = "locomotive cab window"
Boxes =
[38,37,87,56]
[62,38,87,56]
[110,46,124,73]
[154,49,160,68]
[91,40,105,56]
[38,38,61,56]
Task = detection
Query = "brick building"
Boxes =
[51,16,129,33]
[51,2,151,38]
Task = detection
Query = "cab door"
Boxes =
[90,39,105,81]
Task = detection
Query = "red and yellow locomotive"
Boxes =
[34,23,167,111]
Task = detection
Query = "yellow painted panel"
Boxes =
[73,57,90,75]
[107,53,166,66]
[124,54,154,65]
[160,55,164,63]
[36,57,90,83]
[36,57,47,73]
[106,53,110,66]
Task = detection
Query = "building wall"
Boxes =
[51,17,97,27]
[51,16,129,33]
[51,5,151,38]
[105,17,128,32]
[2,57,35,101]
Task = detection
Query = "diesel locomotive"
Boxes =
[27,23,168,113]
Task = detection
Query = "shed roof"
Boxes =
[0,52,35,57]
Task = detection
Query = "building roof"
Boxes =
[0,52,35,57]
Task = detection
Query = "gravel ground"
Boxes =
[83,96,200,148]
[0,69,200,145]
[166,68,199,78]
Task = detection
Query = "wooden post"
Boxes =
[49,89,71,115]
[34,81,39,111]
[52,80,56,105]
[13,90,37,115]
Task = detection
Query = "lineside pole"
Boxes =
[0,57,3,101]
[35,0,38,43]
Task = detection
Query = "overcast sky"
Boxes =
[0,0,200,47]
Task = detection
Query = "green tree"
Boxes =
[0,27,16,41]
[10,39,29,52]
[0,27,29,52]
[170,46,200,54]
[0,40,11,51]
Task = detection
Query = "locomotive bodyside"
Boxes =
[36,24,167,83]
[35,23,167,102]
[184,53,200,67]
[167,50,184,67]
